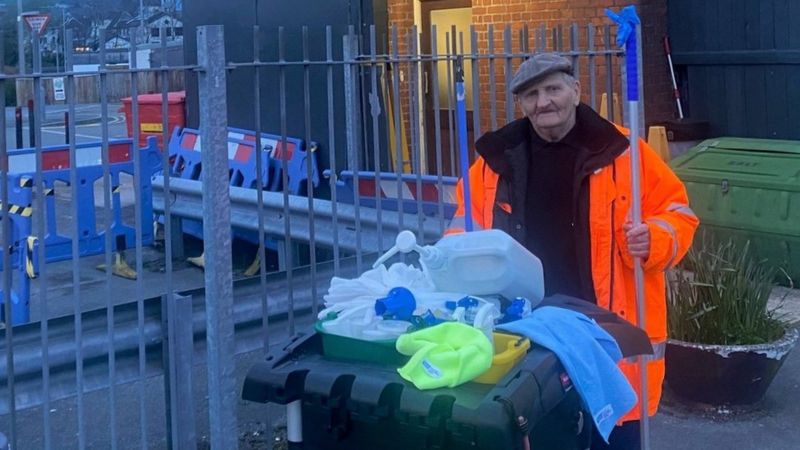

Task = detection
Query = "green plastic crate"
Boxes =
[314,320,409,366]
[670,137,800,282]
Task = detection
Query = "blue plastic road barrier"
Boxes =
[167,126,319,245]
[327,170,458,219]
[0,231,38,325]
[228,126,320,195]
[3,138,161,265]
[0,173,35,260]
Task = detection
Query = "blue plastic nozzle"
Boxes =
[375,287,417,321]
[501,297,531,324]
[445,296,480,311]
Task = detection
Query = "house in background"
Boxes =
[145,11,183,43]
[104,36,131,50]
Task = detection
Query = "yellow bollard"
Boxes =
[647,125,671,162]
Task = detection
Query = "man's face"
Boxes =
[516,72,581,138]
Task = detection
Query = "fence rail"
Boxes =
[14,70,186,104]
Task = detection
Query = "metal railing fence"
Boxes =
[0,20,627,449]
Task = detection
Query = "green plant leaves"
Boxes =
[667,233,786,345]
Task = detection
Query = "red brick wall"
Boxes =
[387,0,672,148]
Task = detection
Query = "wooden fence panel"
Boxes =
[15,70,186,105]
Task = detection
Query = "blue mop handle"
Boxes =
[625,32,639,102]
[455,56,473,232]
[606,7,650,450]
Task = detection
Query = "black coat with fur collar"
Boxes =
[473,103,630,303]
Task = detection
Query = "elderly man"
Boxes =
[446,53,698,449]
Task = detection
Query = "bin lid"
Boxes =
[670,137,800,192]
[121,90,185,104]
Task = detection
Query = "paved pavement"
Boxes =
[653,354,800,450]
[649,287,800,450]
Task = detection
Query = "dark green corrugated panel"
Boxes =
[670,137,800,280]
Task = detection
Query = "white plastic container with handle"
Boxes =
[373,229,545,303]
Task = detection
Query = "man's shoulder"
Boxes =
[477,118,530,150]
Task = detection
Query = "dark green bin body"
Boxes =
[670,137,800,282]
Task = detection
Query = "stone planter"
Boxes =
[665,327,799,405]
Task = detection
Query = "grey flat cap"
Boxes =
[510,53,573,94]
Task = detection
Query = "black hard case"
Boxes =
[242,331,591,450]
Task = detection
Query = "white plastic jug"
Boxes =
[373,229,545,303]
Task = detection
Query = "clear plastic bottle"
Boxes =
[373,230,545,303]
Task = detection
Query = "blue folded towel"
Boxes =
[497,306,637,442]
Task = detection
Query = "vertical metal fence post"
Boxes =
[445,30,456,177]
[196,24,237,450]
[128,32,150,450]
[27,100,34,148]
[301,27,318,315]
[469,25,481,142]
[326,26,341,277]
[536,24,545,52]
[409,26,425,237]
[488,24,497,132]
[163,293,197,450]
[570,24,580,79]
[604,25,615,122]
[14,107,22,149]
[343,31,361,172]
[430,26,445,232]
[588,24,597,111]
[368,25,384,249]
[278,27,296,336]
[342,28,363,274]
[32,29,51,450]
[503,25,513,124]
[97,27,119,450]
[0,26,15,450]
[64,28,87,450]
[251,25,270,354]
[390,26,404,232]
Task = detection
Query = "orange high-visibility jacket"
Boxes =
[446,104,698,422]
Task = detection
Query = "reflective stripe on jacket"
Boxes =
[446,110,699,422]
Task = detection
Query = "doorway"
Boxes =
[420,0,474,176]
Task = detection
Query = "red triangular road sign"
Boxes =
[22,13,51,36]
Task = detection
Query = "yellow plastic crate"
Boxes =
[473,332,531,384]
